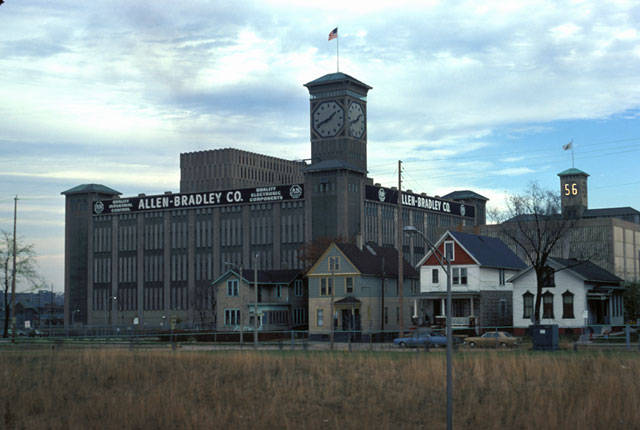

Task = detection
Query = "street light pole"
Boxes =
[254,252,259,348]
[403,225,453,430]
[330,265,335,351]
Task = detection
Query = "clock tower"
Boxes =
[304,72,372,172]
[558,168,589,219]
[303,73,372,241]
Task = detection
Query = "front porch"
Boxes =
[416,294,480,330]
[247,303,291,331]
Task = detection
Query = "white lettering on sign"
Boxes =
[96,184,303,214]
[226,191,242,203]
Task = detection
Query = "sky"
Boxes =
[1,0,640,292]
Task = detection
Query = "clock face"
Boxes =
[313,101,344,137]
[347,102,365,138]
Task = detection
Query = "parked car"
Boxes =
[464,331,519,348]
[394,328,456,348]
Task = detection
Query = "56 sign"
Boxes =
[564,182,579,196]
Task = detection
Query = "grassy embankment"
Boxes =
[1,349,639,429]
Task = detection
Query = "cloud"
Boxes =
[2,0,640,290]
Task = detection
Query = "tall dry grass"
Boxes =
[1,348,639,429]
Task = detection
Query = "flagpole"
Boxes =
[337,26,339,72]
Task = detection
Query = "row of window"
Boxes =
[226,279,304,297]
[222,308,307,327]
[94,257,112,283]
[522,291,574,319]
[118,256,137,283]
[319,277,354,296]
[281,214,304,244]
[430,267,507,287]
[171,219,188,249]
[94,225,112,252]
[144,222,164,250]
[251,216,273,245]
[365,205,454,249]
[118,223,137,251]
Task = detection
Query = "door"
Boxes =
[341,309,351,331]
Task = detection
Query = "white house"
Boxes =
[416,230,526,331]
[510,257,625,335]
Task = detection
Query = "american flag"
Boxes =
[328,28,338,41]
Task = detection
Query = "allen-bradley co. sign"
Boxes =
[93,184,304,215]
[365,185,475,218]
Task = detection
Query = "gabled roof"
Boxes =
[508,257,623,285]
[315,242,419,279]
[61,184,121,196]
[448,231,527,270]
[416,230,526,270]
[441,190,488,201]
[212,269,302,286]
[549,258,622,284]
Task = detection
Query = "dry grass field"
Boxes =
[1,348,639,429]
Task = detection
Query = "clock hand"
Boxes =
[350,114,362,124]
[317,111,337,127]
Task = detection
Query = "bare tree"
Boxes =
[489,183,575,324]
[0,230,40,337]
[296,235,349,270]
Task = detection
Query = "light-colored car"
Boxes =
[464,331,519,348]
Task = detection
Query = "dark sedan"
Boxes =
[393,330,448,348]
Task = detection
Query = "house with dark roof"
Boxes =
[416,230,526,332]
[510,257,624,335]
[211,269,307,331]
[476,167,640,282]
[306,242,420,341]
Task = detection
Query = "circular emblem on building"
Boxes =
[94,201,105,214]
[460,204,466,217]
[289,184,303,199]
[378,188,386,202]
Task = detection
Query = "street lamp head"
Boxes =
[403,225,418,233]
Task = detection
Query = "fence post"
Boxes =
[291,330,295,349]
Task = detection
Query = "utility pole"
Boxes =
[397,161,404,337]
[10,196,17,343]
